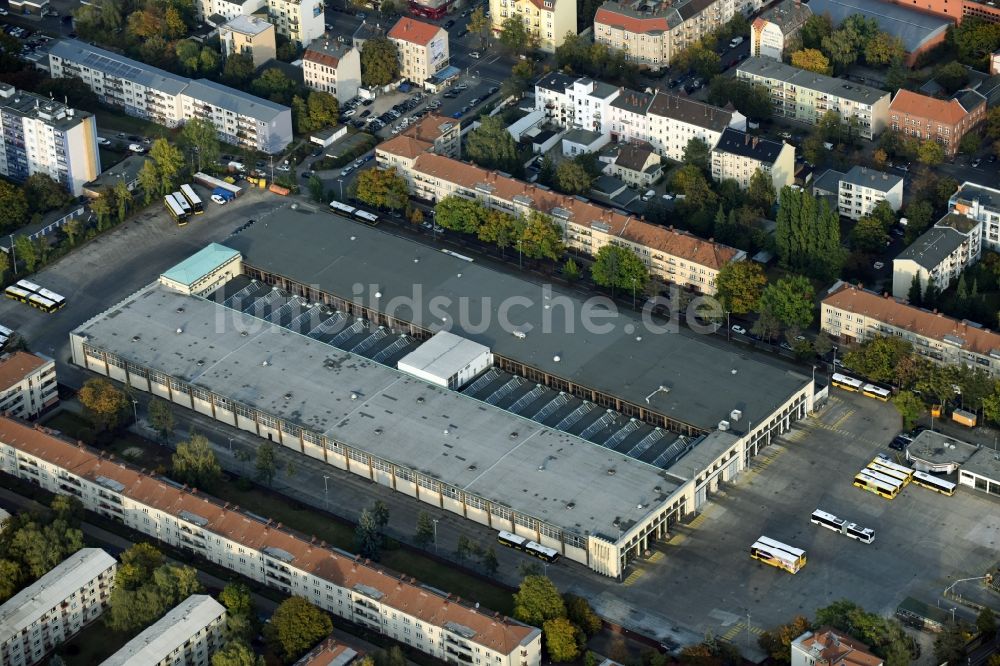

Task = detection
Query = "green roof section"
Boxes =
[161,243,240,287]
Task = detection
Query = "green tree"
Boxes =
[212,641,264,666]
[748,169,776,211]
[148,397,174,441]
[172,433,222,488]
[0,250,9,281]
[24,173,70,214]
[106,562,202,632]
[180,117,221,172]
[477,209,519,256]
[934,61,970,94]
[774,187,843,280]
[908,273,922,305]
[815,600,919,666]
[0,559,23,602]
[917,139,945,166]
[254,441,277,486]
[563,257,581,282]
[435,196,487,234]
[682,137,711,172]
[564,593,602,636]
[308,175,325,203]
[519,211,564,262]
[465,116,521,174]
[355,167,409,210]
[758,616,812,665]
[543,618,580,662]
[78,377,130,431]
[513,575,566,626]
[959,131,982,155]
[356,508,382,560]
[414,511,435,549]
[707,77,772,121]
[263,597,333,663]
[555,160,592,194]
[590,244,649,296]
[13,235,38,272]
[715,260,767,314]
[468,6,490,47]
[137,159,160,205]
[791,48,832,74]
[851,215,889,253]
[864,32,905,66]
[361,37,400,87]
[844,337,914,384]
[219,582,258,642]
[305,91,340,130]
[934,623,973,665]
[893,390,924,430]
[671,164,717,211]
[759,275,814,330]
[149,139,185,195]
[977,607,997,638]
[801,14,833,49]
[499,16,534,53]
[0,180,28,232]
[482,547,499,576]
[223,54,255,86]
[251,68,297,105]
[113,179,132,223]
[116,543,164,590]
[7,520,84,579]
[822,31,858,71]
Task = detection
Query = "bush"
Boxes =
[316,134,379,170]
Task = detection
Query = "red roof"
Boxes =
[387,17,442,45]
[0,352,47,391]
[595,6,670,33]
[889,89,977,126]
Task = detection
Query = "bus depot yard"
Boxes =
[601,389,1000,637]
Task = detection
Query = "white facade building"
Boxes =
[396,330,492,389]
[0,83,100,196]
[267,0,325,45]
[102,595,226,666]
[949,181,1000,251]
[0,548,117,666]
[837,165,904,221]
[0,417,544,666]
[892,214,982,299]
[194,0,265,24]
[388,18,449,84]
[710,128,795,190]
[303,39,362,103]
[0,351,58,420]
[645,92,745,162]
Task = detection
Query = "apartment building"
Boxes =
[736,57,890,139]
[0,351,58,420]
[645,91,745,162]
[47,40,292,154]
[949,181,1000,250]
[377,139,745,293]
[194,0,265,24]
[103,595,226,666]
[814,165,904,220]
[0,418,543,666]
[488,0,576,53]
[0,548,117,666]
[387,18,449,84]
[266,0,325,45]
[750,0,811,60]
[593,0,742,71]
[219,15,277,68]
[296,640,361,666]
[602,143,663,187]
[303,39,362,103]
[534,73,621,132]
[710,128,794,190]
[889,89,987,157]
[822,282,1000,377]
[892,213,982,299]
[791,627,883,666]
[0,83,100,197]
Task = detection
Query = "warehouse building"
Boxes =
[0,418,542,663]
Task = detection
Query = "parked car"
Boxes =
[971,158,982,168]
[128,143,146,153]
[731,324,747,335]
[873,261,884,270]
[0,9,9,15]
[210,194,228,205]
[340,166,354,177]
[97,137,110,146]
[470,51,481,59]
[444,19,455,28]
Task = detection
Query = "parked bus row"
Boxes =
[329,199,380,225]
[496,530,560,563]
[4,279,65,313]
[854,454,954,499]
[830,373,891,402]
[0,323,13,348]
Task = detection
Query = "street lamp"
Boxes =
[432,518,439,554]
[227,437,234,454]
[131,399,138,426]
[631,277,636,310]
[8,234,15,276]
[726,311,731,341]
[323,475,330,509]
[517,240,522,269]
[337,178,344,201]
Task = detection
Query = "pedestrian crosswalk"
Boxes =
[721,621,764,641]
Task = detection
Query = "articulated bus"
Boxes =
[854,470,900,500]
[867,462,911,486]
[35,287,65,312]
[831,373,864,392]
[811,509,875,543]
[15,279,42,294]
[27,293,58,313]
[750,536,807,573]
[4,285,30,303]
[165,194,190,226]
[862,383,891,402]
[874,455,915,482]
[329,200,357,216]
[180,184,204,214]
[912,470,957,496]
[354,209,379,225]
[496,530,560,563]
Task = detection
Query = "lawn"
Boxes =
[94,108,170,139]
[56,622,134,666]
[41,410,515,615]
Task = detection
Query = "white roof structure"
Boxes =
[0,548,117,646]
[396,330,490,382]
[101,595,226,666]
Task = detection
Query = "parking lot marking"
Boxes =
[722,622,764,641]
[667,533,687,545]
[831,408,856,430]
[623,569,644,586]
[648,551,665,563]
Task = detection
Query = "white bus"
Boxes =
[354,209,379,224]
[496,530,560,562]
[180,184,204,214]
[874,455,915,482]
[165,194,190,225]
[867,462,911,486]
[329,200,357,216]
[911,470,957,496]
[35,287,65,311]
[854,470,900,499]
[750,536,806,573]
[831,373,863,392]
[15,279,42,294]
[811,509,874,544]
[173,191,192,217]
[862,383,891,402]
[845,523,876,544]
[861,468,904,491]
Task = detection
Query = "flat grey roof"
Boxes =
[184,79,289,122]
[74,282,680,539]
[952,181,1000,210]
[222,15,273,36]
[806,0,951,52]
[962,446,1000,482]
[895,224,968,269]
[906,430,978,466]
[812,168,844,195]
[223,212,811,432]
[738,57,889,106]
[102,595,224,666]
[842,165,902,192]
[397,330,489,380]
[48,39,189,96]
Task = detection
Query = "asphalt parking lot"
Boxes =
[595,389,1000,642]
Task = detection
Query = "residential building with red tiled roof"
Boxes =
[0,416,543,665]
[303,38,361,103]
[0,351,57,420]
[791,628,883,666]
[594,0,744,70]
[387,18,448,83]
[889,89,987,156]
[294,639,363,666]
[488,0,576,53]
[377,138,745,293]
[821,282,1000,376]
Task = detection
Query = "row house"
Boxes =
[0,417,544,666]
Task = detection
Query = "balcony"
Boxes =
[445,648,474,663]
